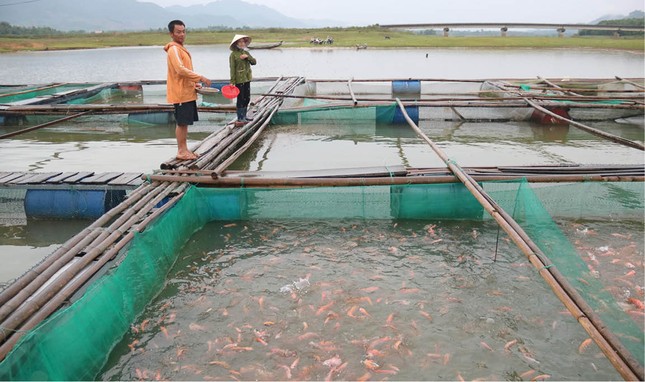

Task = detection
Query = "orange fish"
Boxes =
[359,307,371,318]
[208,360,231,369]
[419,311,433,321]
[374,368,398,375]
[362,359,380,370]
[128,339,139,352]
[278,365,292,380]
[531,374,551,381]
[360,286,380,293]
[480,341,494,352]
[356,372,372,381]
[298,332,319,340]
[519,370,537,379]
[316,301,335,316]
[504,339,518,352]
[578,338,593,354]
[627,297,644,310]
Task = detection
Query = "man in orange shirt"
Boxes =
[164,20,211,161]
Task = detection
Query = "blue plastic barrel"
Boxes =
[392,105,419,125]
[392,80,421,94]
[24,189,126,219]
[209,81,228,90]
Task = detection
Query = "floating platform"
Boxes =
[0,76,643,381]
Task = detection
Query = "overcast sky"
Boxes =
[142,0,643,25]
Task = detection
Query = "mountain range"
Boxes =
[0,0,343,31]
[0,0,642,33]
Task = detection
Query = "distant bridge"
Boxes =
[380,23,645,37]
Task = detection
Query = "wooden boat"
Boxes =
[248,41,283,49]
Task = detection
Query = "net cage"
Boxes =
[0,179,642,380]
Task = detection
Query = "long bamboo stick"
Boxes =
[538,76,585,97]
[0,83,65,98]
[394,98,641,381]
[0,111,91,139]
[259,92,645,107]
[347,79,358,106]
[138,173,644,186]
[616,76,645,90]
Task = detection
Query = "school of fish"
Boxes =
[100,218,640,381]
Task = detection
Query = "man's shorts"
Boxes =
[173,100,199,125]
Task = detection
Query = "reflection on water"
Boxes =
[229,119,644,172]
[100,219,626,381]
[0,219,91,285]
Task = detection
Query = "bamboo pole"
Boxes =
[0,83,65,98]
[0,111,91,139]
[394,98,641,381]
[616,76,645,90]
[137,173,644,187]
[260,93,645,107]
[538,76,585,97]
[0,104,235,115]
[347,79,358,106]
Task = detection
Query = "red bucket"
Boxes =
[221,84,240,99]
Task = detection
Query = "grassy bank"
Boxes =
[0,26,643,53]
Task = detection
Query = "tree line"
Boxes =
[0,22,64,36]
[579,18,644,36]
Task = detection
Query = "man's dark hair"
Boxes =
[168,20,185,33]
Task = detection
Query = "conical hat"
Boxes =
[229,34,251,50]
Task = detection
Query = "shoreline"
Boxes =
[0,28,643,53]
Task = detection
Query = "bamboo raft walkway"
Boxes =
[0,75,643,379]
[0,171,144,188]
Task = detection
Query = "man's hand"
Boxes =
[200,76,212,87]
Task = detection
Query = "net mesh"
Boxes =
[0,180,642,380]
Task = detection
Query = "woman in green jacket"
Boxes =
[229,34,257,127]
